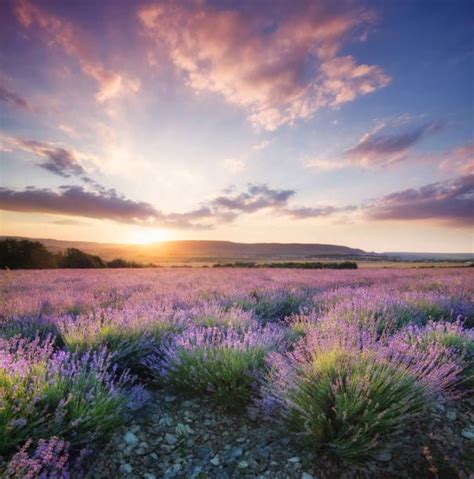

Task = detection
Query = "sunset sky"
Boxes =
[0,0,473,252]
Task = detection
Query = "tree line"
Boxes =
[213,261,358,269]
[0,239,146,269]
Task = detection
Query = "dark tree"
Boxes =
[0,239,58,269]
[59,248,106,269]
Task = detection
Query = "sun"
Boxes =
[130,228,172,245]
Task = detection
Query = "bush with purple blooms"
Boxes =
[5,437,71,479]
[261,317,465,461]
[154,325,286,409]
[0,335,129,456]
[0,267,472,474]
[267,349,427,461]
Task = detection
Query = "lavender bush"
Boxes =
[154,325,286,409]
[5,437,70,479]
[0,267,472,472]
[0,335,129,455]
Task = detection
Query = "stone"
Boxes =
[196,446,211,459]
[190,465,203,478]
[446,410,457,421]
[237,460,249,469]
[119,463,133,474]
[375,451,392,462]
[210,454,220,466]
[288,456,300,463]
[165,433,178,445]
[123,432,139,447]
[175,423,194,436]
[143,474,156,479]
[247,407,259,422]
[301,473,314,479]
[461,426,474,440]
[229,446,244,460]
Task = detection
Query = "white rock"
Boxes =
[210,454,220,466]
[123,432,139,447]
[119,463,133,474]
[165,433,178,445]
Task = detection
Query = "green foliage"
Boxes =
[239,290,307,322]
[59,248,106,269]
[0,239,148,270]
[213,261,358,269]
[423,330,474,389]
[0,239,58,269]
[284,350,426,462]
[0,360,127,455]
[106,258,144,268]
[165,347,266,409]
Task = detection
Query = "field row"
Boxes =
[0,268,473,478]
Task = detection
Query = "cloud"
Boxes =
[2,136,95,182]
[14,0,140,103]
[252,139,270,151]
[210,184,295,213]
[366,174,474,226]
[0,182,304,229]
[283,205,356,219]
[344,120,444,167]
[3,176,469,231]
[222,158,246,174]
[0,183,297,229]
[0,85,30,111]
[439,142,474,175]
[138,1,389,131]
[303,158,345,171]
[0,185,159,223]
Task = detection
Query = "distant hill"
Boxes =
[0,236,372,265]
[384,252,474,261]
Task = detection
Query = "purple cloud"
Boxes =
[211,184,295,213]
[0,85,30,111]
[284,205,357,219]
[345,121,444,167]
[367,174,474,226]
[0,185,159,223]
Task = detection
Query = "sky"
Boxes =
[0,0,473,252]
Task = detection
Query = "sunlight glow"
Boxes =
[129,228,172,244]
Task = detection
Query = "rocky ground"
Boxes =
[86,390,473,479]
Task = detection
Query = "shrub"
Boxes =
[240,289,307,323]
[5,437,70,479]
[154,326,285,409]
[396,321,473,390]
[58,248,105,269]
[265,349,426,462]
[0,239,58,270]
[0,316,62,345]
[59,314,184,375]
[0,335,129,455]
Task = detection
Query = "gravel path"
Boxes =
[86,391,473,479]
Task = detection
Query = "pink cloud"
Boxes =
[439,143,474,175]
[344,120,443,168]
[14,0,140,103]
[138,1,389,131]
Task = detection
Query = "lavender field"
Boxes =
[1,268,473,478]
